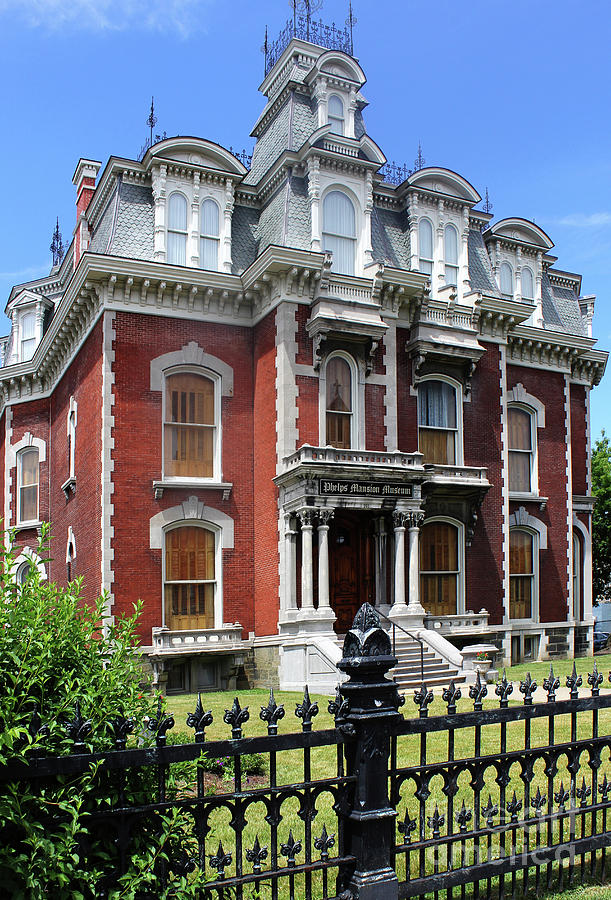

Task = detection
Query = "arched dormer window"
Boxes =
[21,313,36,362]
[418,218,433,275]
[521,266,534,301]
[200,198,220,271]
[17,447,39,525]
[167,192,188,266]
[444,223,459,286]
[418,378,461,465]
[164,370,218,480]
[328,95,345,135]
[322,191,356,276]
[325,354,355,449]
[500,262,514,299]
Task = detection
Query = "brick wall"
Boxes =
[111,312,255,644]
[507,365,569,622]
[365,383,386,450]
[570,383,588,495]
[253,311,279,636]
[396,329,416,452]
[465,342,504,622]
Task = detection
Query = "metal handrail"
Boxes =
[375,607,425,686]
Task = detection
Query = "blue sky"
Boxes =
[0,0,610,439]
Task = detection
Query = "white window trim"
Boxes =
[12,546,47,583]
[66,525,77,564]
[167,191,189,266]
[200,197,221,271]
[149,497,235,630]
[319,350,362,450]
[67,396,77,480]
[500,261,514,299]
[327,93,345,135]
[16,445,41,527]
[572,515,592,623]
[444,223,459,286]
[420,516,465,615]
[162,364,222,484]
[508,507,547,624]
[318,182,364,276]
[416,374,464,466]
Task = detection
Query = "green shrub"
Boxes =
[199,751,266,777]
[0,527,208,898]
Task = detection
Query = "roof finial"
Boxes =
[346,1,357,55]
[50,217,65,268]
[147,96,158,150]
[414,141,425,172]
[483,186,493,216]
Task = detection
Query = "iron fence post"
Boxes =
[336,603,402,900]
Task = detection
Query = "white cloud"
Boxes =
[0,262,49,282]
[556,212,611,228]
[0,0,210,38]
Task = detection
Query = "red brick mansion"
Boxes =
[1,24,606,692]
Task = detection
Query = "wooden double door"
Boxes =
[329,512,375,634]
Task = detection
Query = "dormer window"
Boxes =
[444,224,459,286]
[200,199,220,271]
[21,313,36,362]
[521,266,534,301]
[500,262,514,300]
[418,219,433,275]
[167,192,188,266]
[328,95,345,135]
[322,190,356,275]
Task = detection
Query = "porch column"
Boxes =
[406,511,425,615]
[374,516,388,611]
[391,510,408,613]
[317,508,334,609]
[285,514,298,610]
[298,509,315,609]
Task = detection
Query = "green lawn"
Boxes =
[503,652,611,686]
[157,684,611,898]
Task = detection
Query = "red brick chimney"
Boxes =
[72,158,101,268]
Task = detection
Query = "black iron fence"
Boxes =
[2,603,611,899]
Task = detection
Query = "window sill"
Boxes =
[14,520,42,534]
[509,493,548,510]
[61,476,76,499]
[153,480,233,501]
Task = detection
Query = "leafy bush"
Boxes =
[0,527,207,898]
[199,752,266,777]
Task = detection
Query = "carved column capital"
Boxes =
[317,508,334,527]
[392,510,408,530]
[405,511,425,530]
[297,509,315,529]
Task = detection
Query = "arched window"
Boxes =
[500,262,514,299]
[420,521,459,616]
[521,266,534,301]
[66,527,76,582]
[325,355,354,449]
[328,95,345,135]
[508,406,535,493]
[573,531,583,620]
[21,313,36,361]
[418,218,433,275]
[68,406,76,480]
[164,371,217,479]
[444,223,459,285]
[200,198,220,271]
[510,529,534,619]
[17,560,32,585]
[418,379,459,465]
[167,192,188,265]
[322,191,356,275]
[165,525,216,630]
[17,447,39,524]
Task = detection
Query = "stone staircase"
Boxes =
[390,634,465,692]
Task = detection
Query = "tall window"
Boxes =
[418,379,458,465]
[21,313,36,361]
[521,266,534,301]
[420,521,459,616]
[573,531,583,620]
[508,406,534,492]
[200,199,219,271]
[17,448,39,524]
[68,407,76,479]
[164,372,216,479]
[510,529,534,619]
[327,95,345,135]
[418,218,433,275]
[165,526,215,630]
[444,223,459,285]
[322,191,356,275]
[167,192,188,265]
[500,262,514,299]
[325,355,353,449]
